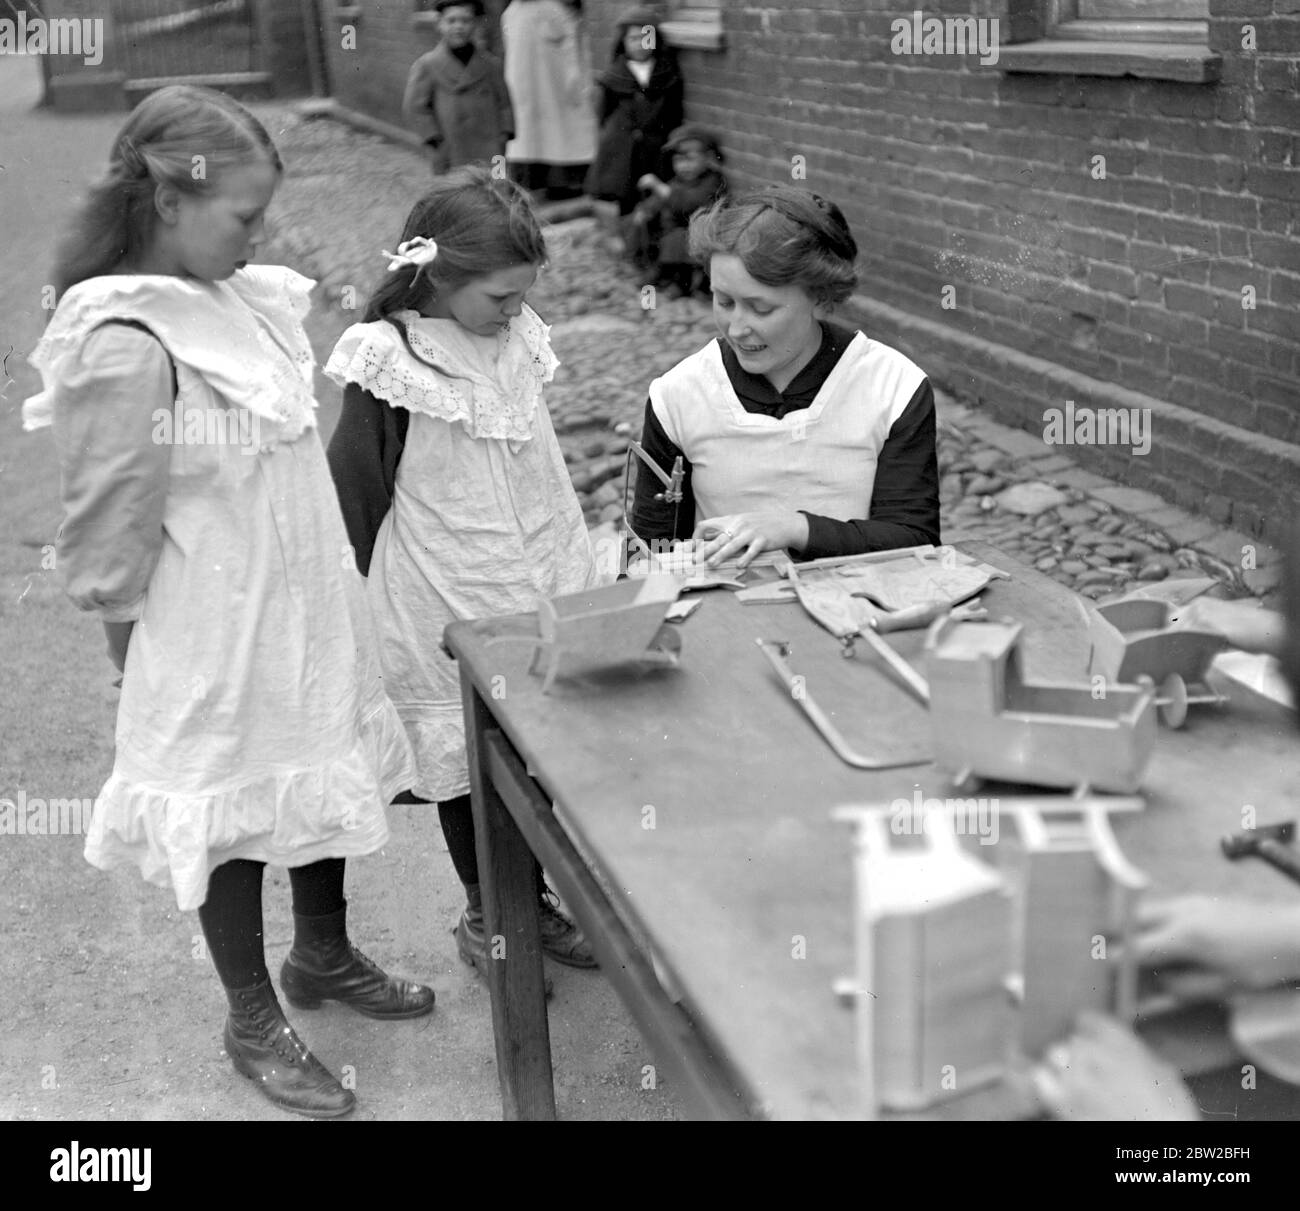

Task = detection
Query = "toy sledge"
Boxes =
[1088,596,1229,728]
[925,617,1157,795]
[756,639,931,768]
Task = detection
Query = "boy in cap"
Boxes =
[632,123,728,298]
[402,0,514,174]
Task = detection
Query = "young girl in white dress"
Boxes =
[326,167,603,986]
[24,86,432,1121]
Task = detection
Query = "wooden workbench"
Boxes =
[444,542,1300,1120]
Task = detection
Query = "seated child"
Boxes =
[402,0,514,173]
[629,123,727,298]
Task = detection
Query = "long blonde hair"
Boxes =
[53,85,282,295]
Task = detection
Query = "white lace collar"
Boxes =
[324,303,558,444]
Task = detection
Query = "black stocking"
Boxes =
[197,859,268,989]
[288,857,346,917]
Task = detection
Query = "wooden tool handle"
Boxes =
[1255,840,1300,887]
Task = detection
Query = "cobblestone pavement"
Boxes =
[260,104,1282,610]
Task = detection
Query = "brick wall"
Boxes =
[317,0,1300,539]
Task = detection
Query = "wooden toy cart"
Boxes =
[1088,597,1229,728]
[924,617,1157,794]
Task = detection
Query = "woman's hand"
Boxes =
[693,512,809,569]
[1169,596,1284,657]
[1032,1012,1200,1121]
[1134,895,1300,1001]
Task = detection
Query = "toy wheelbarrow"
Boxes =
[1088,597,1229,728]
[504,574,683,694]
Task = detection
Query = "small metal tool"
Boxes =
[622,442,684,563]
[1221,821,1300,887]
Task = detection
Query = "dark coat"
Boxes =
[402,43,515,170]
[584,55,684,211]
[654,167,728,264]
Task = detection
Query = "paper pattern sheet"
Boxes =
[793,549,1008,639]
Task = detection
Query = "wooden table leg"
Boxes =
[460,670,555,1120]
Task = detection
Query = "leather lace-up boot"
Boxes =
[455,883,554,999]
[280,904,435,1019]
[222,978,355,1119]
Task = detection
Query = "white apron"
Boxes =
[648,334,926,526]
[326,305,603,800]
[24,268,415,910]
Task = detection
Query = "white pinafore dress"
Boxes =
[326,305,603,801]
[24,268,415,911]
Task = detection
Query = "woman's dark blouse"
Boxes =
[628,319,940,559]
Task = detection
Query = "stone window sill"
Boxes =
[661,15,725,52]
[998,39,1220,83]
[412,12,438,31]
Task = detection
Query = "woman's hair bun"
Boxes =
[688,184,859,307]
[116,137,148,178]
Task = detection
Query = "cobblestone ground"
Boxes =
[259,105,1278,609]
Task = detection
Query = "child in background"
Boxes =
[500,0,597,200]
[403,0,514,174]
[631,123,727,297]
[585,7,684,221]
[326,167,602,984]
[24,86,431,1121]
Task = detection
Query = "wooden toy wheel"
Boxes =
[1158,673,1188,729]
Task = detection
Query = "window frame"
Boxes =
[660,2,725,53]
[999,0,1220,82]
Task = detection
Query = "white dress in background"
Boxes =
[501,0,597,165]
[326,303,604,801]
[24,268,415,911]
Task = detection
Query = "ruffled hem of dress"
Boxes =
[399,706,471,803]
[84,692,415,912]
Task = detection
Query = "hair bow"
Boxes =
[382,236,439,277]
